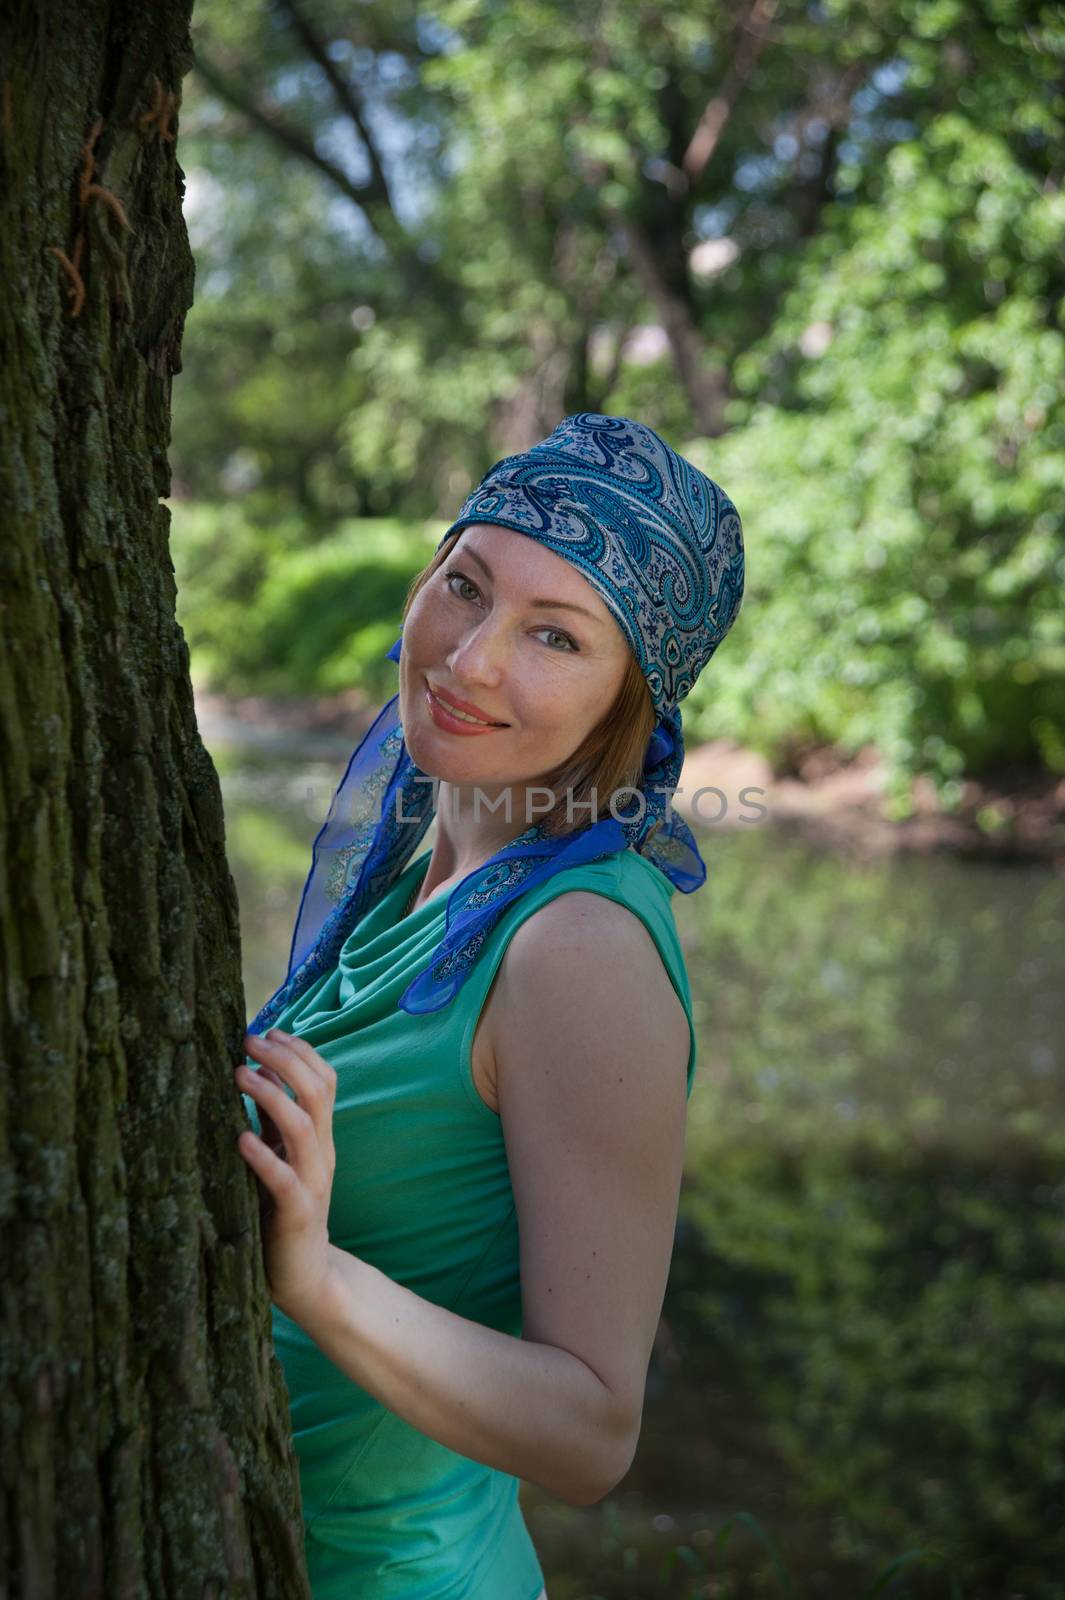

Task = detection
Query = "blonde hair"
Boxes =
[401,530,657,838]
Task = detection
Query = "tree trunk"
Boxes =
[0,3,310,1594]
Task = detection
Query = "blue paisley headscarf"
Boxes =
[249,412,744,1028]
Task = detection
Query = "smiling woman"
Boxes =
[400,521,658,849]
[239,412,745,1600]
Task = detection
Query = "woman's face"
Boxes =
[399,523,631,795]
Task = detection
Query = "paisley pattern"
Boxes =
[249,412,744,1028]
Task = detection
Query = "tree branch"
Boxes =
[192,51,466,319]
[602,201,729,436]
[193,52,387,213]
[274,0,396,221]
[682,0,781,186]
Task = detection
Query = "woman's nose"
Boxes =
[447,618,506,685]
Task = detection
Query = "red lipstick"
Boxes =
[425,681,509,735]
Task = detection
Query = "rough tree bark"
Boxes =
[0,2,310,1594]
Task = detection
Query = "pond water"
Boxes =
[214,736,1065,1600]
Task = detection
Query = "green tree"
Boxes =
[686,2,1065,802]
[173,0,1065,799]
[180,0,876,512]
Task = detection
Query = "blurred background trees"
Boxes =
[172,0,1065,806]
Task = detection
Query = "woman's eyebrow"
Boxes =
[460,546,602,622]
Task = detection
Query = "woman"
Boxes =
[236,412,745,1599]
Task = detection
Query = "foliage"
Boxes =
[174,0,1065,796]
[170,503,438,699]
[684,114,1065,807]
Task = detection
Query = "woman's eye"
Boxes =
[444,570,577,652]
[536,628,578,653]
[444,571,480,602]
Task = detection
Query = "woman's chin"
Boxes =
[404,725,488,781]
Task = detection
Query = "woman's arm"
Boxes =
[303,1249,628,1507]
[282,891,691,1508]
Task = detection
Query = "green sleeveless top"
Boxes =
[242,845,698,1600]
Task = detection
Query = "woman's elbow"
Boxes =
[564,1423,640,1508]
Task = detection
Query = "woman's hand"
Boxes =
[236,1028,338,1322]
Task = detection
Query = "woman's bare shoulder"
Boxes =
[485,888,688,1074]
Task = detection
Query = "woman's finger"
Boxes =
[238,1069,318,1168]
[244,1033,328,1116]
[237,1129,302,1198]
[262,1029,337,1090]
[252,1069,287,1157]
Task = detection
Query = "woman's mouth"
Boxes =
[424,682,509,735]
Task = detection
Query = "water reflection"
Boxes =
[215,739,1065,1599]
